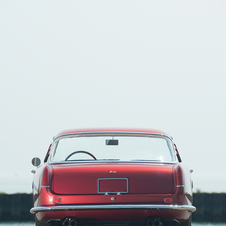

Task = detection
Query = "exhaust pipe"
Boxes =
[63,218,77,226]
[146,218,163,226]
[63,219,69,226]
[147,220,154,226]
[70,220,77,226]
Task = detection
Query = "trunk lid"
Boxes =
[50,162,174,195]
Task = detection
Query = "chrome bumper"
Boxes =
[30,204,196,214]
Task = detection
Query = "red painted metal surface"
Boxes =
[51,163,174,195]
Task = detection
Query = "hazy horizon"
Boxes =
[0,0,226,194]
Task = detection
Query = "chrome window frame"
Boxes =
[49,132,177,164]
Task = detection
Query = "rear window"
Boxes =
[51,134,176,163]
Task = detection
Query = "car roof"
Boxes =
[55,129,171,139]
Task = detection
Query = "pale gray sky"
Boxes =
[0,0,226,193]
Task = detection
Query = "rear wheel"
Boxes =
[180,216,191,226]
[35,218,48,226]
[35,218,59,226]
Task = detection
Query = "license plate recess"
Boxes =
[98,178,129,194]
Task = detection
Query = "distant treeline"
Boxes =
[0,193,226,222]
[0,193,34,221]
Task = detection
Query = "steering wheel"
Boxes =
[65,150,97,161]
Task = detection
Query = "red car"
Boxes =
[31,129,196,226]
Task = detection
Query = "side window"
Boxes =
[44,144,52,162]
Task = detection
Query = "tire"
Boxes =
[180,215,191,226]
[35,217,50,226]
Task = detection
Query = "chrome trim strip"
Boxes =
[30,204,196,214]
[53,132,173,141]
[176,185,185,187]
[50,132,176,163]
[49,160,178,164]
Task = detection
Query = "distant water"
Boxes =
[0,223,225,226]
[193,224,226,226]
[0,223,34,226]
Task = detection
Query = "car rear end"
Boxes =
[31,130,195,226]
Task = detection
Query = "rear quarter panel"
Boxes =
[173,163,193,206]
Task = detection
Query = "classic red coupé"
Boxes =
[31,129,196,226]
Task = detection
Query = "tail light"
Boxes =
[164,198,172,203]
[175,165,184,188]
[41,166,52,187]
[53,197,62,204]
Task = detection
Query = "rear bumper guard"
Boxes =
[30,204,196,214]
